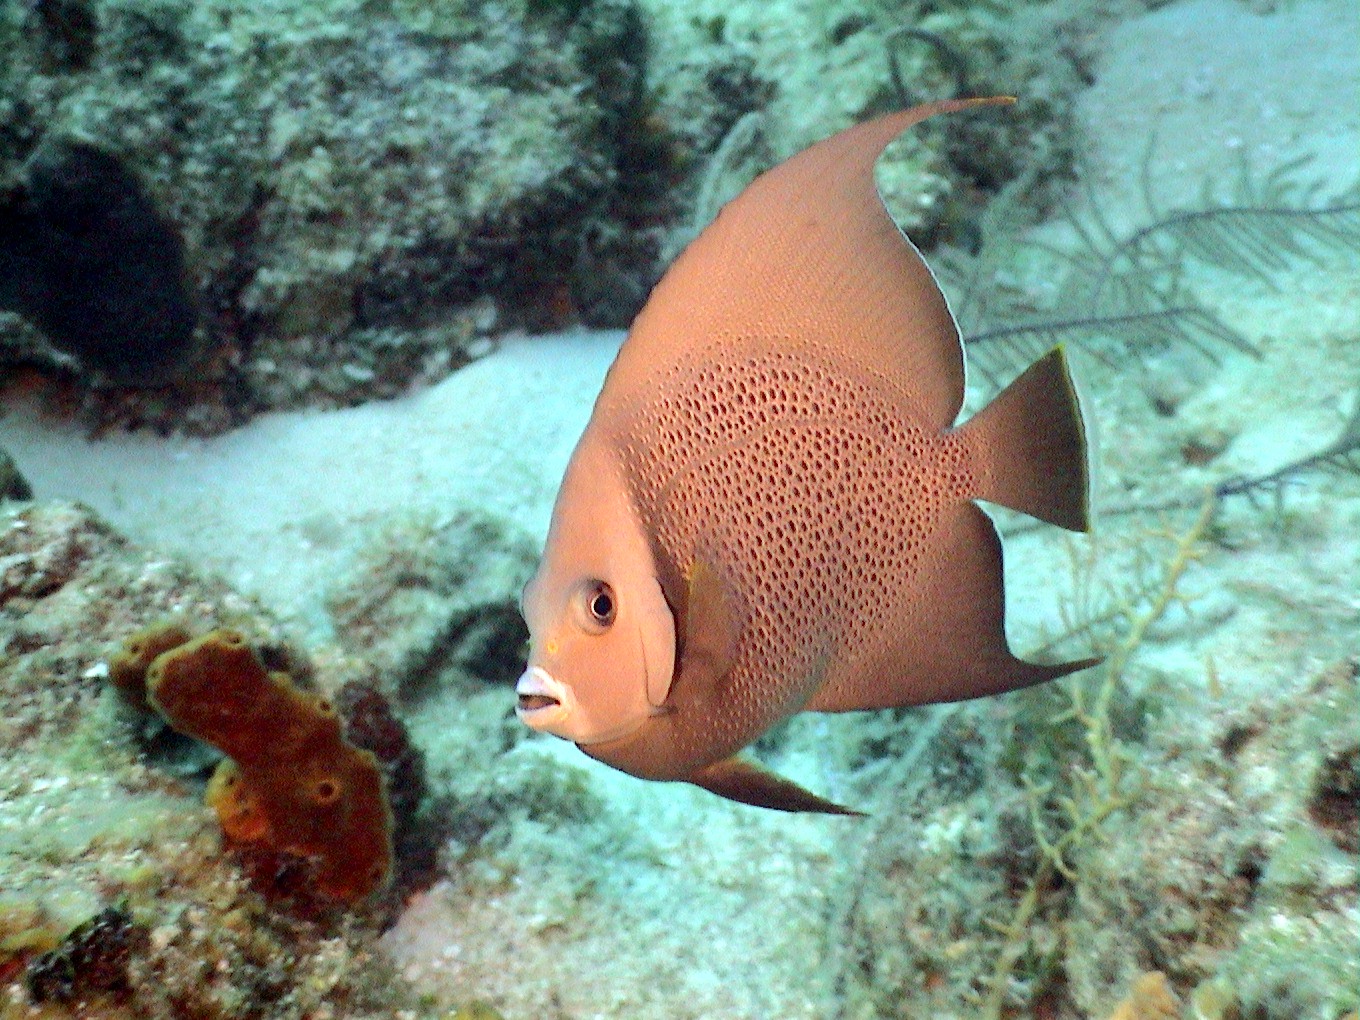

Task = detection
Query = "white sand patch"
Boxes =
[381,736,841,1019]
[1076,0,1359,228]
[0,331,621,637]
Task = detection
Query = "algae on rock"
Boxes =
[0,0,677,430]
[0,502,434,1018]
[325,508,538,698]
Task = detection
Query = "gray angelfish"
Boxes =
[516,98,1098,814]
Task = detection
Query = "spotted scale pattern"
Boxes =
[613,334,978,766]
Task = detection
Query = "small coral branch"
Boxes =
[979,492,1217,1018]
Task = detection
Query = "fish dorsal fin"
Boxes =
[690,756,864,815]
[617,98,1012,431]
[673,556,742,697]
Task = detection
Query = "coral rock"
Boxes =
[24,906,142,1005]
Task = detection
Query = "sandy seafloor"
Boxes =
[1,0,1358,1018]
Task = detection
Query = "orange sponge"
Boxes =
[108,621,193,710]
[145,629,393,902]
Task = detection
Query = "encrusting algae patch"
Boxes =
[113,625,393,903]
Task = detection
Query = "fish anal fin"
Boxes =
[689,756,864,816]
[806,501,1099,712]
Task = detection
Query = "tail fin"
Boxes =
[962,346,1092,532]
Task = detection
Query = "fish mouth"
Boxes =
[517,692,559,712]
[515,666,574,730]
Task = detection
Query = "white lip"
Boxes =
[515,666,575,730]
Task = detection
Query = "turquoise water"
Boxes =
[0,1,1356,1017]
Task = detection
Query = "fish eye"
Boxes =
[580,579,617,632]
[588,583,616,626]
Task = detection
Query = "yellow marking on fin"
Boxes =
[959,94,1016,108]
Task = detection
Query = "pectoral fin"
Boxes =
[674,556,742,691]
[689,756,864,815]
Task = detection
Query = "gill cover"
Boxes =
[516,430,676,745]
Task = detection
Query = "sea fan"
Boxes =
[1079,385,1360,522]
[1086,152,1360,301]
[945,148,1360,389]
[1214,386,1360,501]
